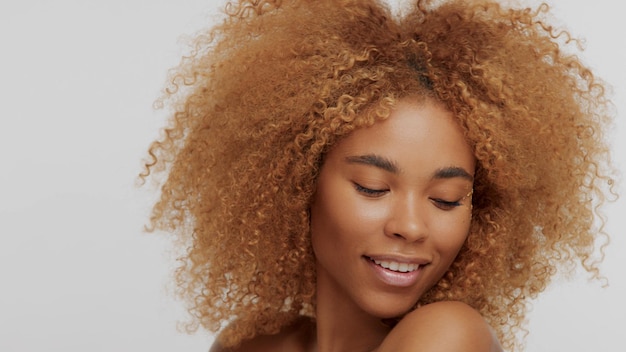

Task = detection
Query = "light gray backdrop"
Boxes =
[1,0,623,351]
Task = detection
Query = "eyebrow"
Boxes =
[345,154,473,182]
[432,166,474,182]
[345,154,399,173]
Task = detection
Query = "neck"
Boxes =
[313,266,391,352]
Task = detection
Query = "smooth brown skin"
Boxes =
[211,100,502,352]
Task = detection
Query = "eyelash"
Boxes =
[353,183,388,197]
[430,198,463,210]
[354,183,465,210]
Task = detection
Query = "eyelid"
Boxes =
[430,198,463,210]
[429,186,473,209]
[353,182,389,197]
[430,188,473,208]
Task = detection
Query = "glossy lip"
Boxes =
[364,255,430,288]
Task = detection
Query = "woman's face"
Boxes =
[310,99,475,319]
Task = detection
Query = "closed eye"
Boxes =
[430,198,462,210]
[353,182,388,197]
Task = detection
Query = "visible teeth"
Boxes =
[373,259,419,272]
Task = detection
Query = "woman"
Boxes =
[141,0,615,351]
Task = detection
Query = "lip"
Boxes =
[364,255,429,288]
[365,254,430,265]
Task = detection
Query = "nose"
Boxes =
[383,193,428,242]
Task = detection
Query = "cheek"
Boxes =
[310,199,354,254]
[312,206,385,247]
[309,192,343,259]
[432,217,471,260]
[309,188,383,260]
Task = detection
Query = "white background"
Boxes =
[0,1,623,351]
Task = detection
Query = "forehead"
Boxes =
[326,100,475,176]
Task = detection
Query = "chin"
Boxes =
[360,296,419,320]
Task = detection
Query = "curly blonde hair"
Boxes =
[141,0,615,350]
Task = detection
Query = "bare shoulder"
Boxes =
[209,317,315,352]
[378,301,503,352]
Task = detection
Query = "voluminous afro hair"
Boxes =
[141,0,615,350]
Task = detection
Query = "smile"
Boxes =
[371,259,419,273]
[364,255,424,287]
